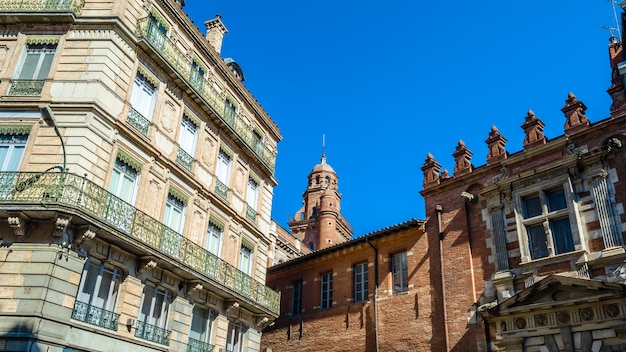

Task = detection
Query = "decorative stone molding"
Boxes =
[7,216,27,237]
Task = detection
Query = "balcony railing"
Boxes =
[71,300,120,331]
[1,172,280,315]
[245,204,256,222]
[136,16,276,173]
[135,321,170,345]
[127,107,151,136]
[8,80,44,96]
[176,147,193,171]
[0,0,84,14]
[187,338,214,352]
[214,179,229,200]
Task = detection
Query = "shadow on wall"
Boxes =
[0,324,42,352]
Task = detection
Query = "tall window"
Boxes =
[226,320,247,352]
[246,177,259,222]
[391,252,408,294]
[163,193,186,233]
[189,60,205,91]
[239,244,253,275]
[107,157,140,232]
[224,98,236,124]
[252,130,263,154]
[188,306,215,349]
[320,272,333,309]
[353,262,368,302]
[147,13,167,51]
[215,149,232,199]
[16,43,56,81]
[0,133,27,171]
[291,280,302,316]
[72,259,122,330]
[522,186,575,260]
[177,116,198,170]
[136,285,172,345]
[205,221,223,256]
[128,72,157,135]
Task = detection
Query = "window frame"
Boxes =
[0,133,28,171]
[226,320,248,352]
[353,262,369,302]
[178,115,199,156]
[137,284,172,329]
[391,252,408,294]
[76,258,123,313]
[515,178,581,262]
[320,272,333,309]
[108,157,140,205]
[188,305,215,345]
[129,72,157,122]
[163,192,186,234]
[205,221,223,256]
[15,43,57,80]
[291,280,303,316]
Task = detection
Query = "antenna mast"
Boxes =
[609,0,622,40]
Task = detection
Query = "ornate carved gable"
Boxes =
[489,275,626,316]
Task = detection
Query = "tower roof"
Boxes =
[311,154,335,174]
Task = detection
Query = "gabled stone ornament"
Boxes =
[521,109,546,149]
[486,125,508,164]
[452,140,473,176]
[562,92,590,135]
[421,153,441,187]
[7,216,27,237]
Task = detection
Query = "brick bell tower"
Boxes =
[288,149,353,251]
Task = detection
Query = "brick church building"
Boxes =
[262,8,626,352]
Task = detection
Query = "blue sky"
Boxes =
[185,1,620,236]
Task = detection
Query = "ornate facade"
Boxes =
[0,1,281,351]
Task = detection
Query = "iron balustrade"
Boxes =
[135,16,277,173]
[8,80,45,96]
[0,0,84,13]
[127,107,151,136]
[176,147,193,171]
[187,338,215,352]
[135,320,170,345]
[245,204,256,223]
[71,300,120,331]
[1,171,280,315]
[214,179,229,200]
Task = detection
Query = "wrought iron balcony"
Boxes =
[176,147,193,171]
[8,80,44,96]
[187,338,214,352]
[214,179,229,200]
[0,0,84,13]
[135,321,170,345]
[135,16,276,173]
[71,300,120,331]
[245,204,257,222]
[127,107,150,136]
[1,171,280,315]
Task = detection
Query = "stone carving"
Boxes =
[534,314,547,326]
[579,307,594,321]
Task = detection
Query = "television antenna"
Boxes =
[606,0,622,40]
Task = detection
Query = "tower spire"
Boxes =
[321,134,326,164]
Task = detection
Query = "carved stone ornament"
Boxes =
[7,216,27,236]
[579,307,594,321]
[138,258,158,274]
[604,304,620,318]
[514,317,526,330]
[557,311,570,324]
[52,216,71,237]
[534,314,547,326]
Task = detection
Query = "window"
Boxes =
[188,306,215,350]
[521,186,575,260]
[246,177,259,221]
[136,285,172,345]
[215,149,231,199]
[177,116,198,170]
[226,320,247,352]
[0,133,27,171]
[320,272,333,309]
[391,252,408,294]
[161,193,185,258]
[72,259,122,330]
[291,280,302,316]
[128,72,157,135]
[10,42,57,96]
[205,221,223,256]
[252,130,263,154]
[189,60,205,91]
[147,13,168,51]
[106,157,140,232]
[353,262,368,302]
[224,98,237,124]
[239,244,253,275]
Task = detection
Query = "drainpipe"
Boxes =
[366,235,380,352]
[461,191,477,303]
[436,204,450,352]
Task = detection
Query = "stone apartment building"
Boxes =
[263,9,626,352]
[0,1,281,352]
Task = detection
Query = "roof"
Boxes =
[268,218,425,271]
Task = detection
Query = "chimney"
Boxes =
[205,14,228,54]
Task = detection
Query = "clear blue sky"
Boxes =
[185,1,620,236]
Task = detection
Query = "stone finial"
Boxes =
[485,125,508,164]
[521,109,546,149]
[421,153,441,187]
[562,92,589,135]
[452,140,473,176]
[204,14,228,55]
